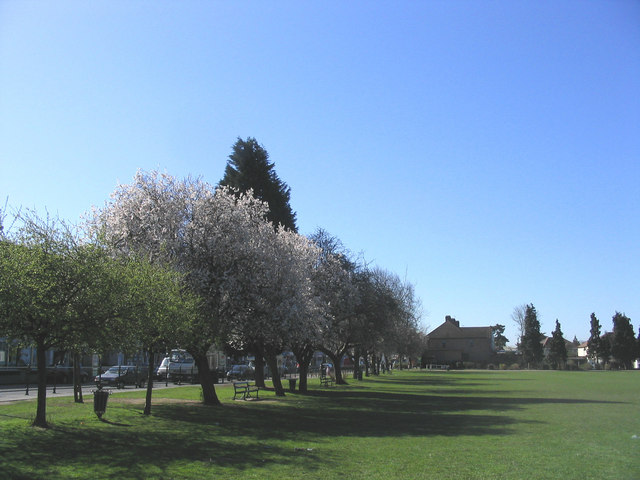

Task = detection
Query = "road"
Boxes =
[0,381,229,404]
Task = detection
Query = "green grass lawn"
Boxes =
[1,370,638,480]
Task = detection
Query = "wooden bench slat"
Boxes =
[233,381,260,400]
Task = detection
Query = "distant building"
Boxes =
[577,341,589,359]
[541,336,590,368]
[425,316,495,364]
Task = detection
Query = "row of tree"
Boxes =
[513,304,638,369]
[0,138,423,427]
[587,312,638,369]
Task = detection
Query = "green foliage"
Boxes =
[520,304,543,366]
[0,211,197,424]
[0,213,128,353]
[547,319,567,369]
[587,312,603,362]
[219,137,297,232]
[491,324,509,350]
[120,256,198,354]
[0,212,136,426]
[611,312,636,369]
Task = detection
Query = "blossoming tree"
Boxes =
[92,170,320,400]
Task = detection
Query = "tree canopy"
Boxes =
[219,137,297,232]
[0,212,133,426]
[520,304,543,367]
[491,324,509,351]
[587,313,603,364]
[548,319,567,369]
[611,312,635,369]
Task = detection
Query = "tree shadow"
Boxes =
[98,417,132,427]
[1,374,626,478]
[2,415,324,479]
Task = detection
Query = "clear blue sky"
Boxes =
[2,1,639,345]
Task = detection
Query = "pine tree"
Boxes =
[611,312,636,369]
[520,304,543,367]
[548,319,567,369]
[587,313,603,365]
[219,137,297,232]
[491,324,509,350]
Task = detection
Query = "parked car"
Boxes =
[46,366,90,384]
[155,357,170,380]
[95,365,147,389]
[167,352,198,383]
[226,364,255,381]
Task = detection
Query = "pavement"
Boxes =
[0,381,219,403]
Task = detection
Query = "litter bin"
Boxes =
[93,387,111,419]
[288,378,297,392]
[357,371,363,381]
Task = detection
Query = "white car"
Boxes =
[155,357,170,380]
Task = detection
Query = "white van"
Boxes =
[155,357,170,380]
[167,350,198,383]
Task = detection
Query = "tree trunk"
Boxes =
[143,348,155,415]
[34,342,48,428]
[352,347,359,379]
[298,362,309,393]
[194,353,221,406]
[364,353,371,376]
[265,353,285,396]
[326,351,348,385]
[73,352,83,403]
[253,344,266,388]
[291,343,314,393]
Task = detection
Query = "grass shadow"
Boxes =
[1,371,628,479]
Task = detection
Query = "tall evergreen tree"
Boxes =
[548,319,567,369]
[587,312,603,365]
[491,324,509,350]
[611,312,636,369]
[219,137,297,232]
[520,304,543,367]
[600,332,612,368]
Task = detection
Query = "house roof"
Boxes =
[427,317,492,339]
[541,336,581,349]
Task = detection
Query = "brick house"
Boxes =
[425,316,495,364]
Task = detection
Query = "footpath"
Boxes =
[0,382,202,403]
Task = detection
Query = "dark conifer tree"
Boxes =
[548,319,567,369]
[587,313,603,365]
[600,332,612,368]
[491,324,509,351]
[521,304,544,367]
[219,137,297,232]
[611,312,636,369]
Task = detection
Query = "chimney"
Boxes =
[445,315,460,327]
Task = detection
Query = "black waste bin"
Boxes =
[288,378,297,392]
[93,388,111,419]
[357,371,363,381]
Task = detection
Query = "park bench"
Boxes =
[320,373,334,387]
[425,364,449,371]
[232,381,260,400]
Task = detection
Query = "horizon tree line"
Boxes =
[512,303,638,370]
